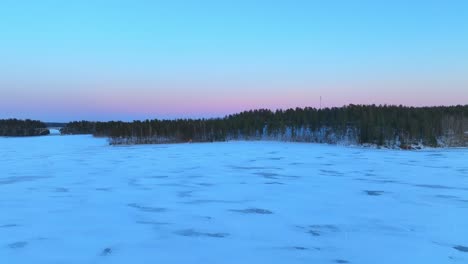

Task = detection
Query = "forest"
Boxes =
[60,104,468,148]
[0,119,50,137]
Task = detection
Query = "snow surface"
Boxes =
[0,135,467,264]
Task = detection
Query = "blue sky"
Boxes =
[1,0,467,121]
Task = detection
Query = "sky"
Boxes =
[1,0,467,121]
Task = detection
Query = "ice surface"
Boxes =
[0,135,467,264]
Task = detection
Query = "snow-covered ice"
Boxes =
[0,135,467,264]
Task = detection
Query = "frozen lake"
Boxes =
[1,135,467,264]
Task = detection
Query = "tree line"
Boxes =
[60,104,468,147]
[0,119,50,137]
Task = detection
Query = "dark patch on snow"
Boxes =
[194,215,213,221]
[178,191,193,198]
[453,245,468,252]
[230,165,281,170]
[334,259,350,263]
[422,165,451,169]
[197,182,214,187]
[136,220,171,226]
[0,176,50,185]
[290,246,308,250]
[157,183,191,188]
[231,166,266,170]
[187,175,203,179]
[127,203,167,213]
[230,208,273,214]
[174,229,228,238]
[355,178,400,184]
[320,170,344,176]
[413,184,464,190]
[268,157,284,161]
[301,224,339,236]
[289,162,304,165]
[264,181,285,185]
[254,172,280,179]
[308,230,321,236]
[184,199,246,205]
[147,175,169,179]
[0,224,17,228]
[375,179,399,184]
[282,175,301,179]
[435,194,459,199]
[354,178,367,181]
[95,187,111,191]
[426,153,444,157]
[100,247,112,256]
[54,187,69,192]
[127,179,140,187]
[7,241,27,249]
[364,190,384,196]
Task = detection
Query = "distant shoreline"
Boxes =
[2,104,467,148]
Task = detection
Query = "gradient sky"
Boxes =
[1,0,467,121]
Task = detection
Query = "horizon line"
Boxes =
[2,103,465,123]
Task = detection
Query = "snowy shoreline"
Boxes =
[2,134,466,150]
[107,136,467,150]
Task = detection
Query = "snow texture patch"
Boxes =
[229,208,273,214]
[0,176,50,185]
[364,190,385,196]
[100,247,112,256]
[335,260,350,263]
[174,229,229,238]
[454,245,468,253]
[0,224,18,228]
[127,203,167,213]
[7,242,27,249]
